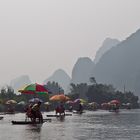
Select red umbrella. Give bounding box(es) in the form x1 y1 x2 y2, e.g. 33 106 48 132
110 100 120 105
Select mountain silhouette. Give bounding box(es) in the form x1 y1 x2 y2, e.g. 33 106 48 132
93 29 140 95
94 38 120 64
10 75 31 93
71 57 95 84
43 69 71 94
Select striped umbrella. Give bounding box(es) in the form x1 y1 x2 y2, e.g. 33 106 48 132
18 83 49 95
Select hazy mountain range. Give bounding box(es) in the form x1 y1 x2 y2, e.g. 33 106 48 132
94 38 120 64
93 29 140 95
10 75 31 93
9 37 120 94
43 69 71 93
9 29 140 96
71 57 95 84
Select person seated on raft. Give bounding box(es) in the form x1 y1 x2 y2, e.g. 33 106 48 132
59 104 65 116
25 103 33 121
77 103 83 113
55 105 60 115
68 105 73 112
31 101 43 123
55 103 65 116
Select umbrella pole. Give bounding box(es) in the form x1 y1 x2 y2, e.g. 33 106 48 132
34 92 38 98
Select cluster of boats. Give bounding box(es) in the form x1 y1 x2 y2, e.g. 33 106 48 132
0 109 85 125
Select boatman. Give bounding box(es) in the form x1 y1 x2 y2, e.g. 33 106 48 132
31 101 43 123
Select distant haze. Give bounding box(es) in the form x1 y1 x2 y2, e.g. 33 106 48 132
0 0 140 84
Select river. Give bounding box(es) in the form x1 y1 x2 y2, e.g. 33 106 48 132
0 109 140 140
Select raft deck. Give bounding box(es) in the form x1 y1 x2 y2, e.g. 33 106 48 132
46 114 72 117
11 118 51 125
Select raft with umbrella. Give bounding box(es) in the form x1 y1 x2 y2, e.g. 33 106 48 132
5 99 17 114
18 83 49 122
108 99 120 112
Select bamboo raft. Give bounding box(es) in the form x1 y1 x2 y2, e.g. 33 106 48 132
72 110 85 114
11 118 52 125
46 114 72 117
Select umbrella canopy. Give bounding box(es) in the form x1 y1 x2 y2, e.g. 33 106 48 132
66 100 74 104
6 100 17 104
50 94 70 102
18 83 49 95
88 102 98 106
29 98 43 103
17 101 26 105
44 102 51 105
74 98 87 104
110 100 120 105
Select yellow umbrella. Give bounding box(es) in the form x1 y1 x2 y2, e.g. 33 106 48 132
74 98 87 104
6 100 17 104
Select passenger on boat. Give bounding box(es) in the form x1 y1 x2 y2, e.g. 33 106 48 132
68 105 73 112
55 103 65 116
25 103 33 121
77 103 83 113
55 105 60 115
59 104 65 116
31 101 43 123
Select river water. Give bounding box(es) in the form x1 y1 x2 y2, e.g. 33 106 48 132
0 109 140 140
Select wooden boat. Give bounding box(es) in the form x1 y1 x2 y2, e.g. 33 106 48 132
11 118 51 125
46 114 72 117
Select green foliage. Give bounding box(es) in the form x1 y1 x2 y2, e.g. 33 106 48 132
0 86 49 104
69 77 139 108
86 84 114 104
90 77 97 85
44 81 64 94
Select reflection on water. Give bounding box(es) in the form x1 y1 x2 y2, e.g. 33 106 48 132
24 125 42 140
0 110 140 140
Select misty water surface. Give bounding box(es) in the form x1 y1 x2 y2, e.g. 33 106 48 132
0 110 140 140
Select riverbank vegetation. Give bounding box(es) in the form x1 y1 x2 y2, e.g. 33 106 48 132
0 77 139 112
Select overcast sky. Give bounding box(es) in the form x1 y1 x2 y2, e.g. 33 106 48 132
0 0 140 84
